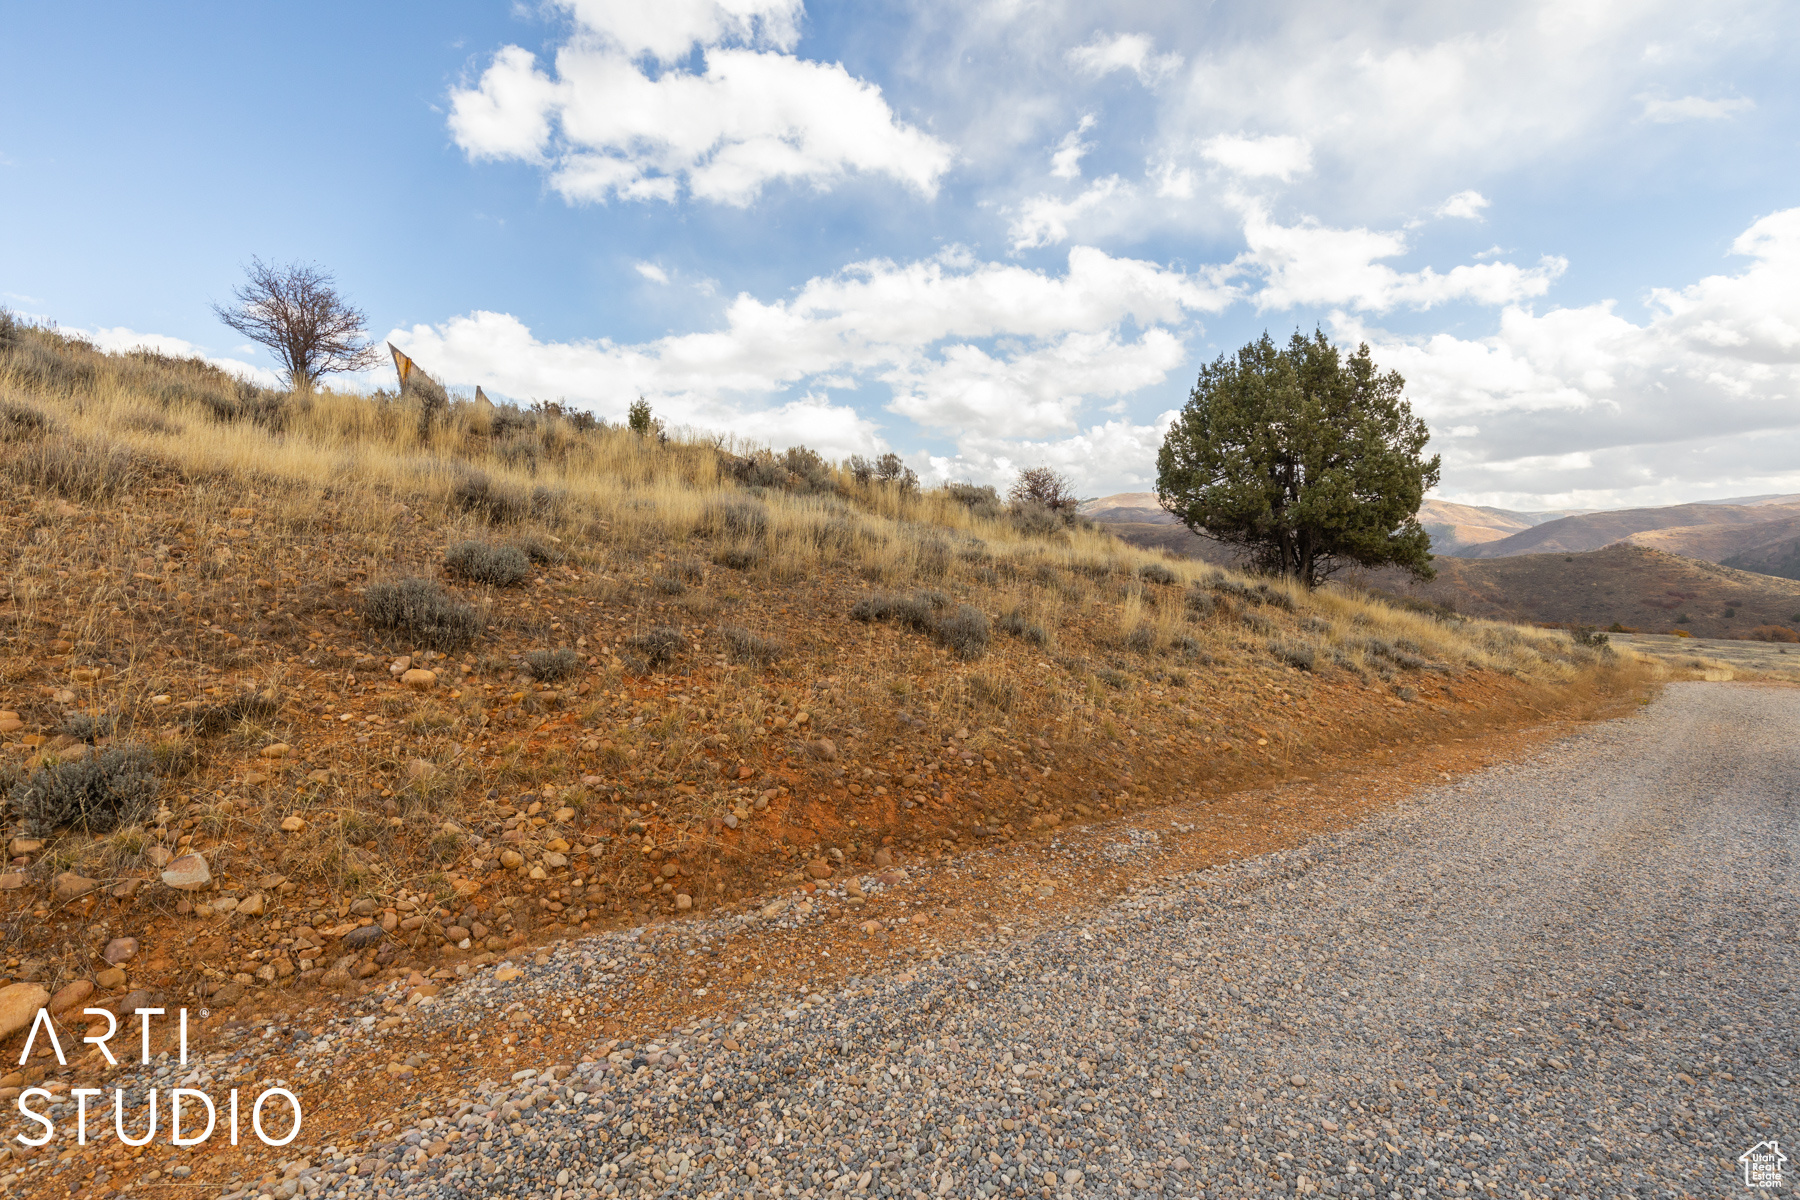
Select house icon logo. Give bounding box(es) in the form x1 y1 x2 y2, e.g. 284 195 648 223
1738 1140 1787 1189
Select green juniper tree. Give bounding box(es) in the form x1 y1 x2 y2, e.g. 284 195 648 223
1156 330 1439 588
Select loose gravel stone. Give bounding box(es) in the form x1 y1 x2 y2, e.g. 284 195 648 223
173 684 1795 1200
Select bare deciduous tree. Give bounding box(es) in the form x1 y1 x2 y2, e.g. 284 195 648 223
213 259 379 390
1007 465 1082 513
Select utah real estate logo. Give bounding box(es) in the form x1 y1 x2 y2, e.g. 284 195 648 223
1738 1140 1787 1189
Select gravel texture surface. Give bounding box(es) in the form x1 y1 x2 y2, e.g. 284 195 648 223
210 683 1794 1200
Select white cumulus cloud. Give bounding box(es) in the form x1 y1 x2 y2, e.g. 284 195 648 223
1067 33 1183 86
1342 207 1800 507
1238 205 1564 313
449 1 952 206
388 245 1232 464
1200 133 1313 182
1050 115 1096 180
1435 190 1491 220
1009 176 1129 250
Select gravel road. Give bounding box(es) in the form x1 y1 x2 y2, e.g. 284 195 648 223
256 682 1798 1200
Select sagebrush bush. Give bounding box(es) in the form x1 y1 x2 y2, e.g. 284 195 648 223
852 590 988 658
722 626 784 664
946 483 1003 519
363 578 483 651
653 575 687 595
1268 639 1317 671
1186 589 1218 618
185 690 280 737
1008 501 1063 538
1138 562 1178 585
707 499 768 539
933 604 991 660
1125 625 1156 653
444 541 530 587
524 648 581 681
997 609 1048 644
627 626 685 668
60 712 119 743
11 745 158 835
1362 637 1427 670
715 545 764 570
450 470 529 524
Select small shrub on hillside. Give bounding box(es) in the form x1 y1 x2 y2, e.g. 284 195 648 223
495 430 543 473
1362 637 1427 670
997 609 1048 644
524 648 582 681
1255 582 1295 610
512 535 563 565
185 690 281 737
715 544 764 570
1268 639 1317 671
722 626 784 664
946 483 1003 519
653 575 687 595
728 450 789 489
450 471 528 524
852 590 947 629
915 538 951 579
849 452 918 492
444 541 530 587
626 626 685 669
852 591 987 658
706 499 768 540
60 712 119 743
362 578 482 651
1095 666 1132 690
1124 625 1156 653
1009 501 1064 538
782 446 836 492
934 605 991 660
1138 562 1178 585
11 744 158 835
1570 625 1611 649
1185 589 1218 618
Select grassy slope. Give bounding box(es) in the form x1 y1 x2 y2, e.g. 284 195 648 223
0 318 1645 1012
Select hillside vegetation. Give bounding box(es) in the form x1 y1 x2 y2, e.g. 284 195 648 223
0 314 1646 1012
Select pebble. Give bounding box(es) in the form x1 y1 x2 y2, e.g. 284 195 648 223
161 853 212 889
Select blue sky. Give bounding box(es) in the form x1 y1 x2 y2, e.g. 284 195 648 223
3 0 1797 509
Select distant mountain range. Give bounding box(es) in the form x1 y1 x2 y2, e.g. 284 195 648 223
1085 491 1800 582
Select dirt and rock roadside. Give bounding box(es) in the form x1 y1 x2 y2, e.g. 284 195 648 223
9 683 1793 1200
